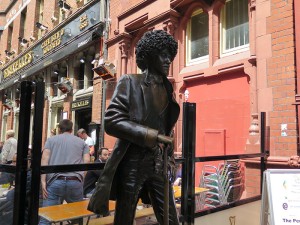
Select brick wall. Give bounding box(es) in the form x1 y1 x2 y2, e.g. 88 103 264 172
266 0 297 156
244 164 261 197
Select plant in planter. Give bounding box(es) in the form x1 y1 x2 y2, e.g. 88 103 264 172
93 61 116 80
57 79 73 94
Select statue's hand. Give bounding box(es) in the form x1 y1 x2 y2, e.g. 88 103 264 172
157 134 173 145
157 134 174 154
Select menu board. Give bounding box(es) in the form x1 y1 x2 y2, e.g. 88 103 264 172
261 169 300 225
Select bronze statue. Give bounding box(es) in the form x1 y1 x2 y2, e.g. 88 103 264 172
88 30 180 225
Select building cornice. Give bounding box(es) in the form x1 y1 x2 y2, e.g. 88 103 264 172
117 0 156 21
107 9 180 46
106 32 132 48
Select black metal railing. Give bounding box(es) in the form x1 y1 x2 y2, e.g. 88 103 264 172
0 82 267 225
179 103 267 225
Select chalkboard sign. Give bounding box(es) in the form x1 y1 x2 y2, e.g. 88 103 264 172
261 169 300 225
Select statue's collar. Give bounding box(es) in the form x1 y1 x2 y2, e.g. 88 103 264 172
144 72 163 85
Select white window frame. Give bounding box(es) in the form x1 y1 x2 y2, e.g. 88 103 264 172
50 105 63 135
186 9 209 66
1 113 8 141
220 0 249 57
37 0 44 39
13 108 20 140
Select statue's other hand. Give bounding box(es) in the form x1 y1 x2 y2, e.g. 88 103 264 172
87 188 110 216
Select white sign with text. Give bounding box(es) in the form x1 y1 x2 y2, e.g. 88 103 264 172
261 169 300 225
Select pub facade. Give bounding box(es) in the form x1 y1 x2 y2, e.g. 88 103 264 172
0 0 106 147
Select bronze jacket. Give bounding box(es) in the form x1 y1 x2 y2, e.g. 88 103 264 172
88 73 180 215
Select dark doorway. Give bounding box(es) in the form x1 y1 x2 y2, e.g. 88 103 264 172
75 109 92 133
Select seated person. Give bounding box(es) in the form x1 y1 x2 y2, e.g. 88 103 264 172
173 164 182 186
83 148 109 197
0 172 14 185
0 154 31 225
0 154 16 185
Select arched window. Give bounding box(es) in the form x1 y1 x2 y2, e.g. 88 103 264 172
186 9 209 65
220 0 249 55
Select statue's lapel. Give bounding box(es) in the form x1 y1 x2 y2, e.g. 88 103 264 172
141 75 151 119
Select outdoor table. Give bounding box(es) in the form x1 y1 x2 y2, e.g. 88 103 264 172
39 199 116 225
173 186 209 198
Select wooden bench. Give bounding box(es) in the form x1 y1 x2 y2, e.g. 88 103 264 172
88 207 155 225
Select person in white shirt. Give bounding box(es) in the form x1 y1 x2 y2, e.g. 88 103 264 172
2 130 17 164
77 128 95 156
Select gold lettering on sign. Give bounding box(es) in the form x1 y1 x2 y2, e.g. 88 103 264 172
79 14 89 30
72 99 90 109
41 29 64 55
3 51 33 78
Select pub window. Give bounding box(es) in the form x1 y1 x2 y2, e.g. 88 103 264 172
50 106 63 132
220 0 249 55
2 90 12 108
13 87 20 139
14 113 19 140
19 8 27 52
186 9 209 65
86 59 94 88
37 0 44 39
15 86 20 108
88 73 93 87
78 63 85 89
51 70 59 97
7 24 13 52
1 115 8 142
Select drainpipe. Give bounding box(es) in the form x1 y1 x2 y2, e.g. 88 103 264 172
99 0 110 147
294 0 300 154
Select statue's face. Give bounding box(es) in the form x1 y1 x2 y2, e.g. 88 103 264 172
151 48 171 76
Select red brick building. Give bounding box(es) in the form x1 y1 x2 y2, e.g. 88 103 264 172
101 0 299 197
0 0 106 150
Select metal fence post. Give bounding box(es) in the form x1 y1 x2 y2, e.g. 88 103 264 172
13 81 32 225
28 81 45 225
181 102 196 225
260 112 266 193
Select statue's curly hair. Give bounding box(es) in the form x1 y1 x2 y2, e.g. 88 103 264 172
135 30 178 71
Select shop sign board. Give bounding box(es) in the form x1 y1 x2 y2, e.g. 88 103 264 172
261 169 300 225
1 0 101 80
71 97 92 111
3 51 33 79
